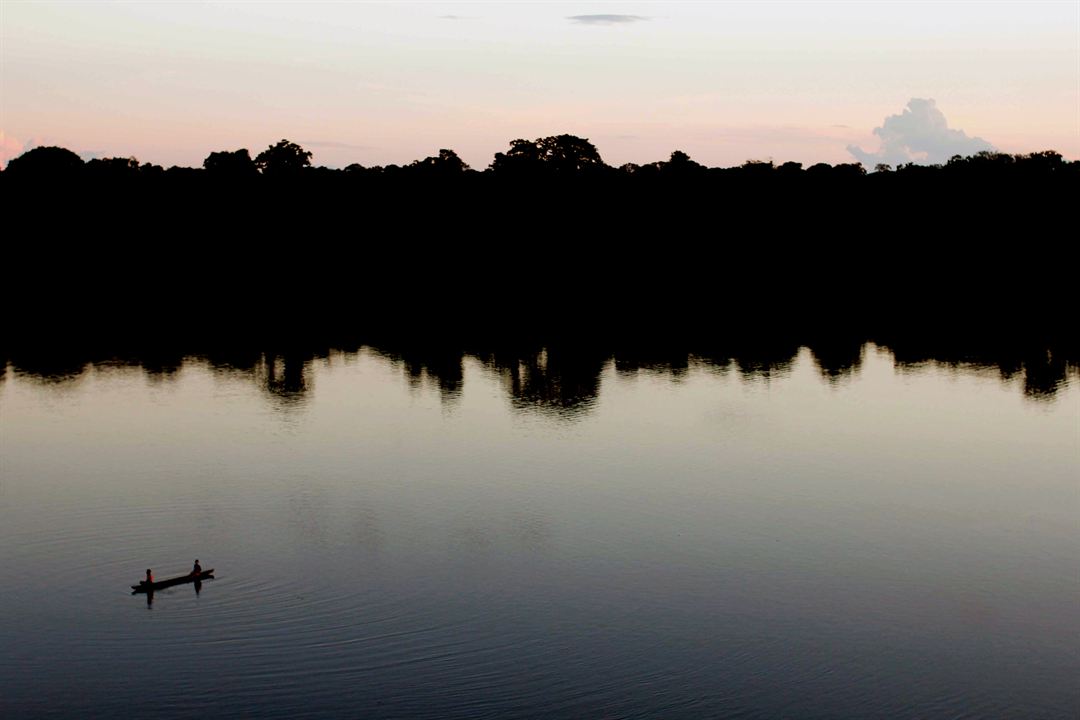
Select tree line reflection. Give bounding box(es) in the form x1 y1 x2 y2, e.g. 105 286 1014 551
5 335 1075 416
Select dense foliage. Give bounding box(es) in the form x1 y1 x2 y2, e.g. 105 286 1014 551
4 135 1076 185
2 135 1075 352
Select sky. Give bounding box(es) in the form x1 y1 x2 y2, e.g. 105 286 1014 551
1 1 1077 169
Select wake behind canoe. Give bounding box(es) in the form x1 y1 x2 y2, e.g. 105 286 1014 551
132 570 214 593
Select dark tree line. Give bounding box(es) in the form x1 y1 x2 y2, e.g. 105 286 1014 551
2 133 1076 359
4 135 1077 184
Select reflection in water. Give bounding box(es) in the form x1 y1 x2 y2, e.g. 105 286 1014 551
261 353 312 408
140 351 184 383
808 338 865 383
5 354 88 385
887 341 1078 401
497 347 606 419
613 347 691 380
133 575 211 608
729 342 800 382
5 336 1078 416
1 332 1077 720
374 345 464 405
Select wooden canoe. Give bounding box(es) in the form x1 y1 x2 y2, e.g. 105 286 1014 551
131 569 214 593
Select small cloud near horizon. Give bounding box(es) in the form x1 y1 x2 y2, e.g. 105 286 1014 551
848 98 992 166
0 132 23 169
568 14 648 25
0 132 54 169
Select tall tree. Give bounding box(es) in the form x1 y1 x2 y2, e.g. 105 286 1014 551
254 140 312 176
204 149 258 178
536 134 604 173
490 134 605 175
4 146 84 178
410 149 470 176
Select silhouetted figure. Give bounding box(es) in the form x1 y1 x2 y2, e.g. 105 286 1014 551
192 560 202 576
145 569 153 584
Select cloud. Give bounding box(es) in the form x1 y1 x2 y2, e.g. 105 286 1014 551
0 131 24 170
0 134 109 169
567 14 648 25
848 98 992 166
0 132 52 169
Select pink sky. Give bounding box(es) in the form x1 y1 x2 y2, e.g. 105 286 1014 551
2 2 1077 169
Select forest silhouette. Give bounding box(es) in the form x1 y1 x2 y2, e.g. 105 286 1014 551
2 135 1076 377
5 135 1075 186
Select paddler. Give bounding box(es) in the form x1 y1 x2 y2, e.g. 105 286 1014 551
192 559 202 576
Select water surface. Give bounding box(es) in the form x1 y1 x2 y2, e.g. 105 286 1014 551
1 345 1077 718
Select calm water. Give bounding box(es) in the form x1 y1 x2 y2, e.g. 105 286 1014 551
2 345 1077 719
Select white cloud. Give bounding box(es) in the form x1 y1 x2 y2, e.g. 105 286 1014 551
848 98 992 166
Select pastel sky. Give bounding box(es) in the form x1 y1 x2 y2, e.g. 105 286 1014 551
2 1 1077 169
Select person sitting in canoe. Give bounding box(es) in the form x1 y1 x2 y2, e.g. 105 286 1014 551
192 560 202 576
145 569 153 585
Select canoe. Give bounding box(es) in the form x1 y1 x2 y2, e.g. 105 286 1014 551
131 569 214 593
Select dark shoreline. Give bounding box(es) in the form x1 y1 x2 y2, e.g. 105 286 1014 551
6 330 1076 408
5 143 1076 403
